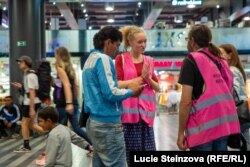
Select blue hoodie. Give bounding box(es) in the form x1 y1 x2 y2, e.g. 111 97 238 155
82 51 133 123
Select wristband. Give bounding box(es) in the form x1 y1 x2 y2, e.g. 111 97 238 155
66 102 72 104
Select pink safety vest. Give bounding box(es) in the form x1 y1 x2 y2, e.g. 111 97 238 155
185 49 240 148
121 52 156 127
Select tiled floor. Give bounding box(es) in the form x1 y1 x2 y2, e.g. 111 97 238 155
0 111 180 167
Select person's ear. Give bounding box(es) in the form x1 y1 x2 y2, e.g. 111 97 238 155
47 118 53 124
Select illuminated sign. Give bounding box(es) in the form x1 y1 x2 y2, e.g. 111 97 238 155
172 0 202 6
154 60 183 69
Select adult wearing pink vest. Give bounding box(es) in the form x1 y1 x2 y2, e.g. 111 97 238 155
115 25 160 166
177 24 240 151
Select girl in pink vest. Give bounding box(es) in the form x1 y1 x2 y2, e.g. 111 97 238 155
177 24 240 151
115 25 160 166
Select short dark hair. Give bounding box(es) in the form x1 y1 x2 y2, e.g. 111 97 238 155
38 106 59 123
93 26 122 50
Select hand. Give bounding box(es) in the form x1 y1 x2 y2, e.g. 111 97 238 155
127 82 143 97
6 122 12 128
29 108 36 117
141 60 150 80
11 82 22 89
4 120 12 128
66 104 74 114
132 77 143 85
86 145 94 157
177 132 187 151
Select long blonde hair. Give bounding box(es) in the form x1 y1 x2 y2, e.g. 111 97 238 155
55 46 76 79
120 25 145 51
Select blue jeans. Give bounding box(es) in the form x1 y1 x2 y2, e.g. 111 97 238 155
86 119 126 167
57 105 92 144
241 123 250 150
190 136 228 151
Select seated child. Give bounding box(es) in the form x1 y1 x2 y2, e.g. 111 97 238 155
37 106 93 167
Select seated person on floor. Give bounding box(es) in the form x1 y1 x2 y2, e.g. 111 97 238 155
0 96 21 138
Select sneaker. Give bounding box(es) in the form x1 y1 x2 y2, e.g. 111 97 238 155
14 146 31 153
11 133 21 139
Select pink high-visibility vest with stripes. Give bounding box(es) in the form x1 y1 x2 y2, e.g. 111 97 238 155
121 52 156 127
186 49 240 148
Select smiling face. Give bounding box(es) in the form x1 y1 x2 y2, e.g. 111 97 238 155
129 32 147 55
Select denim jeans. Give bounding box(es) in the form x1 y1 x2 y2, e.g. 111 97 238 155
57 105 92 144
241 123 250 150
86 119 126 167
190 136 228 151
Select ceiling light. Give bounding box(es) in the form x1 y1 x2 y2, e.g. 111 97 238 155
53 2 56 5
187 4 196 8
83 9 86 13
88 26 92 30
105 2 114 11
107 15 114 23
174 15 183 23
138 2 142 7
85 14 88 17
216 5 220 9
3 6 6 11
243 16 250 21
81 3 84 7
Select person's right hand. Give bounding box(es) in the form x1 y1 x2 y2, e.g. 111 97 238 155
132 77 143 85
127 82 143 97
11 82 22 89
177 132 188 151
66 104 74 114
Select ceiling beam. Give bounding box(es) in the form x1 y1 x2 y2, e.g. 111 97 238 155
56 3 79 29
143 1 166 29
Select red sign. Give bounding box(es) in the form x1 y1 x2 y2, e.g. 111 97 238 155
154 60 183 68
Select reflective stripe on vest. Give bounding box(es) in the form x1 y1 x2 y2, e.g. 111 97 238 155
191 93 233 114
139 94 156 102
123 108 155 118
186 114 238 135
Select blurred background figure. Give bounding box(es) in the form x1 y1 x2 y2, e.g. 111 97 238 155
220 44 250 151
166 84 181 114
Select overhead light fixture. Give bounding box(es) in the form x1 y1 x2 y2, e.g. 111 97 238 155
174 15 183 23
243 16 250 21
107 15 114 23
216 5 220 9
105 2 114 11
187 4 196 8
81 3 84 7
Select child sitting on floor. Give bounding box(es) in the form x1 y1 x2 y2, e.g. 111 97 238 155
37 106 93 167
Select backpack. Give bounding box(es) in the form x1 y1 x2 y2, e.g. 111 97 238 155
28 60 52 101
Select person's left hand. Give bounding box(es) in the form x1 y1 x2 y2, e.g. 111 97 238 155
4 120 12 128
86 145 94 157
141 60 150 80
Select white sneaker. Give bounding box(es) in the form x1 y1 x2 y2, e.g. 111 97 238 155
14 146 31 153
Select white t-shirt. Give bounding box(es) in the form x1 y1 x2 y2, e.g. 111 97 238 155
23 72 41 105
